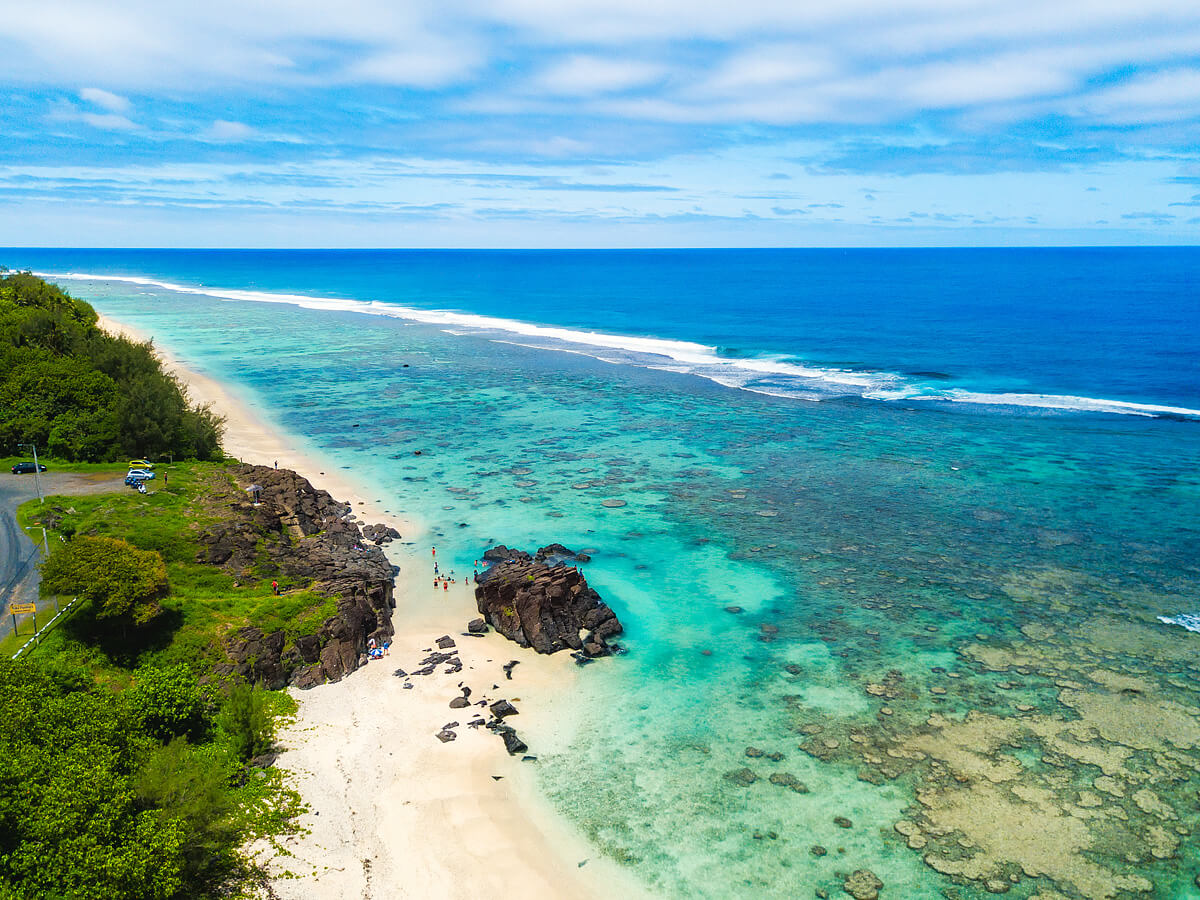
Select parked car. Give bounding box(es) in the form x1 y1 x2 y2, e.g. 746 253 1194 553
11 461 47 474
126 469 156 481
128 459 155 469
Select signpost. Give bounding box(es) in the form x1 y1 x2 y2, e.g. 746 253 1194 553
9 602 36 636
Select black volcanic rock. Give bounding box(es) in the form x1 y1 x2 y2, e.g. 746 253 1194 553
482 545 529 563
204 465 396 690
475 545 622 656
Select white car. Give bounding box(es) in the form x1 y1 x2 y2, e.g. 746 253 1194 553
126 469 156 481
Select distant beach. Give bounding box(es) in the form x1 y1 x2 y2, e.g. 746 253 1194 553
99 312 644 900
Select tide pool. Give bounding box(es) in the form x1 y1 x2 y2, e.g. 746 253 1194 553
26 260 1200 899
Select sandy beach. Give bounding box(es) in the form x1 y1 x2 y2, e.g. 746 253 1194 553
97 313 643 900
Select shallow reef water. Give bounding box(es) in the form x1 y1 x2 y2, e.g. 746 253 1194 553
68 280 1200 899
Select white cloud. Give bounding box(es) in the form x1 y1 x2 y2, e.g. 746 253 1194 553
700 45 833 96
207 119 256 141
80 87 131 112
80 112 137 130
1076 68 1200 123
531 56 665 96
2 0 1200 135
344 40 483 88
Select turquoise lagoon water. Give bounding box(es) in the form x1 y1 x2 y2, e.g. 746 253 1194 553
11 251 1200 899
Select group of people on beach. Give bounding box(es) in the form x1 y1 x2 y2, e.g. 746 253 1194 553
367 636 389 660
430 545 478 592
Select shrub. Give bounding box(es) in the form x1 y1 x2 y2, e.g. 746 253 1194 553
215 682 273 761
127 665 209 741
41 535 167 624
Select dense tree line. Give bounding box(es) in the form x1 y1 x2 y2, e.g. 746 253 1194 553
0 270 223 461
0 660 278 899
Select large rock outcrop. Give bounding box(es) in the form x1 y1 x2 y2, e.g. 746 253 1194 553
202 464 396 689
474 545 622 656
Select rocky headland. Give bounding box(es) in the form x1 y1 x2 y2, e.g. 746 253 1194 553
201 464 398 689
474 544 623 659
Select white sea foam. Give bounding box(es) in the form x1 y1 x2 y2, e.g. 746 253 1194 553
1157 614 1200 632
41 270 1200 420
940 390 1200 419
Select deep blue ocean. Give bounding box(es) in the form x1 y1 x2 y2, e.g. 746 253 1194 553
6 248 1200 898
8 247 1200 415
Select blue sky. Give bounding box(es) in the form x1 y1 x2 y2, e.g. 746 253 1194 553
3 1 1200 247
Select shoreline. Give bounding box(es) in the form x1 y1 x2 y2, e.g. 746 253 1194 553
96 312 643 900
96 313 421 542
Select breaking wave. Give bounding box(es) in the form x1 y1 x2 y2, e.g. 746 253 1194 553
40 271 1200 420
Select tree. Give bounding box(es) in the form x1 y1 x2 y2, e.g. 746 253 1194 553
41 536 167 625
215 682 274 761
127 665 210 741
0 272 224 461
0 661 187 900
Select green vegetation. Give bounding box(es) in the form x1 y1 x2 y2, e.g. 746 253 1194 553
0 270 223 461
41 536 168 625
16 463 335 669
2 462 326 898
0 660 300 900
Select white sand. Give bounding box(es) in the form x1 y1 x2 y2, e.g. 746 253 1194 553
96 313 418 540
97 313 642 900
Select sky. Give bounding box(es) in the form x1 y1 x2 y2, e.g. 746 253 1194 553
3 1 1200 247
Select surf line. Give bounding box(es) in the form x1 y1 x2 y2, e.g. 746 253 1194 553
40 270 1200 421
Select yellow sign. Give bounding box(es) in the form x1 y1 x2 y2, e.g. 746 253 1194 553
9 603 36 615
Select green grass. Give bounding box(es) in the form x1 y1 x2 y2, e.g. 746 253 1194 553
15 461 338 675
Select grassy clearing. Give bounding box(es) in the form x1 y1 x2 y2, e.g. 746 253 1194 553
15 460 336 673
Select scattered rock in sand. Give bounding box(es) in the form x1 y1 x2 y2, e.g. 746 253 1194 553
467 618 488 634
843 869 884 900
449 696 471 709
485 718 529 755
834 816 853 829
502 660 519 679
436 635 456 650
436 730 457 743
811 845 828 856
490 699 518 719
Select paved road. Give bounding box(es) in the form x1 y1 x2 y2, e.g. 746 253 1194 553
0 470 126 641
